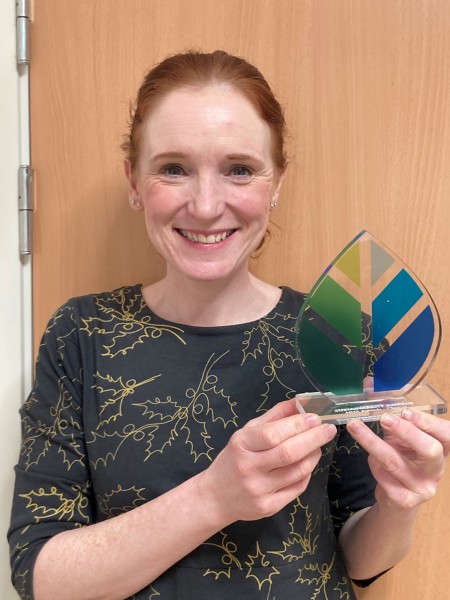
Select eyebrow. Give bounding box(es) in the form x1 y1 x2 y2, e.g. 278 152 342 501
148 151 265 165
150 152 189 162
225 153 264 163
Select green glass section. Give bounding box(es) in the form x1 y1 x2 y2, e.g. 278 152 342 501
371 240 395 285
308 275 362 348
298 318 364 394
336 242 360 286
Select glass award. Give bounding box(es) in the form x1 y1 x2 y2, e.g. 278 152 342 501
295 230 447 423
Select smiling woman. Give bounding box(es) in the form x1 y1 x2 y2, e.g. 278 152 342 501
124 84 285 321
8 50 450 600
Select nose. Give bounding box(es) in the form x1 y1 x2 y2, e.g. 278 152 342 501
187 172 225 221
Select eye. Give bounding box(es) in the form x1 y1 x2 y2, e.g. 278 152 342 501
229 165 253 178
162 165 186 177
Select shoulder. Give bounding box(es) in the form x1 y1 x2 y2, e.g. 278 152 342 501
39 284 144 343
277 286 307 314
71 283 143 312
54 284 143 321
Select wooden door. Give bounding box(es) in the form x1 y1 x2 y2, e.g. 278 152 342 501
31 1 450 598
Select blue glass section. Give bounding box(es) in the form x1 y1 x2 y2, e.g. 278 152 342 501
372 269 423 346
373 306 434 391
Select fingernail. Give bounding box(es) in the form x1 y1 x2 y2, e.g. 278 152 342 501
381 412 398 427
325 424 337 437
306 414 322 427
347 419 363 433
402 408 417 422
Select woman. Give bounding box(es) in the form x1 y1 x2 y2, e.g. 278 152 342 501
9 50 450 600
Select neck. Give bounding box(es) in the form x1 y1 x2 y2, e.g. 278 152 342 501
142 270 281 327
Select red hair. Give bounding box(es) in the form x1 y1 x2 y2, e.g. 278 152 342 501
122 50 287 174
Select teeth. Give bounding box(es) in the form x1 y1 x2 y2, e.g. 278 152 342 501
180 230 232 244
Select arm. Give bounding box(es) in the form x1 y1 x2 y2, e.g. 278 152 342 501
339 501 417 581
14 395 336 600
340 410 450 581
32 471 222 600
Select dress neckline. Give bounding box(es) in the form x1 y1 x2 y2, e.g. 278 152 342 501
136 284 291 334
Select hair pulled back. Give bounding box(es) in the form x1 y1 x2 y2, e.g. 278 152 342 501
122 50 287 174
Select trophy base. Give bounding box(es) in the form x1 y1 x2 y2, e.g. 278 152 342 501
295 382 447 424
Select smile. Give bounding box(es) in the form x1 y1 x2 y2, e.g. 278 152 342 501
178 229 235 244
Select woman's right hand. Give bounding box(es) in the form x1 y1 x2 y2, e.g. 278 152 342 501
198 399 337 525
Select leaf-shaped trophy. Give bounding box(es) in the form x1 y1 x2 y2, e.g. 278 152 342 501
295 230 447 423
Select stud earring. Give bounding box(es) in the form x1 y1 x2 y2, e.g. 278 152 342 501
131 199 142 208
270 201 277 209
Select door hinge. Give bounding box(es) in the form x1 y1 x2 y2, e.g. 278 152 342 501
18 165 33 255
16 0 30 64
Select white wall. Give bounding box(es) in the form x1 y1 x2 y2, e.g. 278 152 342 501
0 2 32 598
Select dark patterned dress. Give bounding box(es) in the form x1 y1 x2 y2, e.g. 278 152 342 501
9 285 379 599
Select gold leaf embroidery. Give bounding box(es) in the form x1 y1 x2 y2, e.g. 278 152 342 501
245 542 280 591
93 372 162 429
19 483 90 524
80 289 186 357
21 379 85 472
97 485 147 518
203 531 243 580
268 498 319 562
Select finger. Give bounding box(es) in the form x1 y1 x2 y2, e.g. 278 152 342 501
256 423 337 470
272 474 315 508
369 455 437 506
267 448 322 492
370 458 414 505
348 414 443 463
380 413 444 471
245 399 301 427
347 419 412 485
347 417 444 485
401 409 450 458
254 473 315 517
241 413 326 452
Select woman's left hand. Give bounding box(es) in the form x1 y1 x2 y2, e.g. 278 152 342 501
347 410 450 511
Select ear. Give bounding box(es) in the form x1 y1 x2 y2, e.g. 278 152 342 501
124 159 144 211
271 162 288 205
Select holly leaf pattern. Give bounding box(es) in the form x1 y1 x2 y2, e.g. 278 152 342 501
245 542 280 591
93 372 162 429
241 313 299 413
203 531 243 580
97 485 147 518
183 352 238 462
21 379 85 472
20 482 91 524
80 288 186 357
268 498 319 562
295 553 340 600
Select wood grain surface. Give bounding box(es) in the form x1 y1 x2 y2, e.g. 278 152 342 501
31 2 450 597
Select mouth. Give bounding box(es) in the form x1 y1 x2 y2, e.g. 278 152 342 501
177 229 236 244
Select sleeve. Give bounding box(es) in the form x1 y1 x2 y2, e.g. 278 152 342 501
327 421 386 587
327 422 382 537
7 302 95 600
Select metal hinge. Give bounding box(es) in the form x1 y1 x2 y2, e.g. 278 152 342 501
16 0 30 64
18 165 33 255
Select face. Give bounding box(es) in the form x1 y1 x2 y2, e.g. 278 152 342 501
125 84 285 284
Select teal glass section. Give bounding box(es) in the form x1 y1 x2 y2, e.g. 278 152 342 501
372 268 423 346
308 276 362 348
